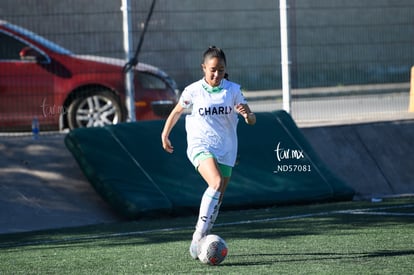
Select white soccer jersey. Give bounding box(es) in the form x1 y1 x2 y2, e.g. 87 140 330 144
180 78 247 167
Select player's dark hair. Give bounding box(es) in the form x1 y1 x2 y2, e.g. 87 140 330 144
202 46 227 66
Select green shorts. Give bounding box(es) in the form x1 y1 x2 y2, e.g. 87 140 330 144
193 151 233 177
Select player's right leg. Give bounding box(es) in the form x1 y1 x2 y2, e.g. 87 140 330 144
206 164 232 234
190 156 223 259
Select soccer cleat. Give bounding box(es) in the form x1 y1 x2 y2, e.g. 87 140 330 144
190 230 203 259
189 240 199 259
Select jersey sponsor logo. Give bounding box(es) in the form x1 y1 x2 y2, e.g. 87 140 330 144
198 106 233 116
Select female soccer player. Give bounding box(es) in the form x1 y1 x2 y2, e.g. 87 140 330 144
161 46 256 259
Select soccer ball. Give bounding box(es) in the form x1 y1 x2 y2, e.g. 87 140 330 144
197 234 228 265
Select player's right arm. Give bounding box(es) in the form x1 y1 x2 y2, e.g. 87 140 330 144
161 103 185 153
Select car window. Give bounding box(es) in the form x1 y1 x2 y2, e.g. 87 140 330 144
0 32 28 60
137 72 167 90
5 23 72 55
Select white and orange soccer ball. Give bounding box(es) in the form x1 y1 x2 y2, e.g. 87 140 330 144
197 234 228 265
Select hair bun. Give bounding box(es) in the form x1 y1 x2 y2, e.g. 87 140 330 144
202 46 227 65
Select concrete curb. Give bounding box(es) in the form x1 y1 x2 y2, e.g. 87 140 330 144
243 82 410 101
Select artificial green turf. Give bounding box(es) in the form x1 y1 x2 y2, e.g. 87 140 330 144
0 198 413 274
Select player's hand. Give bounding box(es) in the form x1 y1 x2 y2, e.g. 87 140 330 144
236 103 256 125
235 103 249 119
161 135 174 153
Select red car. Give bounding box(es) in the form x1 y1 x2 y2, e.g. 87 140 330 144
0 20 178 131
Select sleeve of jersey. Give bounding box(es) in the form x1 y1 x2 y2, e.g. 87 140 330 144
179 89 193 109
235 85 248 105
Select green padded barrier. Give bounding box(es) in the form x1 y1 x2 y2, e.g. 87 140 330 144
65 110 354 218
64 125 173 218
230 111 355 208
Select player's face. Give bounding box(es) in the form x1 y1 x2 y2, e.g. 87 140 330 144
202 57 226 87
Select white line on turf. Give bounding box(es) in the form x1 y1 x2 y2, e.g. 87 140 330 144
1 204 413 248
341 211 414 216
215 204 414 228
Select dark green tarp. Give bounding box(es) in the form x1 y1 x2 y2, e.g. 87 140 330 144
65 111 354 218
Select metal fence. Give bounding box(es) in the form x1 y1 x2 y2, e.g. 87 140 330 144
1 0 413 133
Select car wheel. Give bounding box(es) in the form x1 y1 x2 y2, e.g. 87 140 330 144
68 90 124 129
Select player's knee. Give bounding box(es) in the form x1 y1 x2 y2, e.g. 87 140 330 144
209 176 223 191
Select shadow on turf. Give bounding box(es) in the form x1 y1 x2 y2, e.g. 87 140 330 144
2 200 413 249
221 250 414 266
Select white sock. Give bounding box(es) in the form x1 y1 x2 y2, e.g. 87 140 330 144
193 187 221 241
206 201 222 234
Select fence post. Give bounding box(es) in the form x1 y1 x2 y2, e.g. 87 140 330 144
121 0 136 122
280 0 292 114
409 66 414 112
